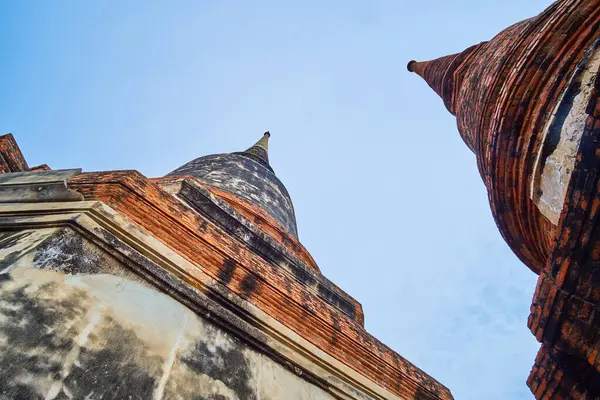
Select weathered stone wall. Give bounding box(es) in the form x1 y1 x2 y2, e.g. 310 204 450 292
0 227 336 400
0 140 453 400
69 172 450 400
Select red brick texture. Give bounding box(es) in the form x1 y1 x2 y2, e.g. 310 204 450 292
528 345 600 399
410 0 600 397
189 180 320 274
0 136 453 397
0 134 29 173
68 171 453 400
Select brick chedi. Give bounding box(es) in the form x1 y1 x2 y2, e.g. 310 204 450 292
0 132 452 399
409 0 600 398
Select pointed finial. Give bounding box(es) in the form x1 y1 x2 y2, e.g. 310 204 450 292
407 43 486 115
251 131 270 152
407 60 417 72
239 131 272 170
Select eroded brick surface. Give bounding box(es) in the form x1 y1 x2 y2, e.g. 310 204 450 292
0 134 29 173
0 133 454 398
410 0 600 397
68 170 452 399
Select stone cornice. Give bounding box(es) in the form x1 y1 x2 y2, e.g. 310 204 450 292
0 201 445 400
66 170 452 399
160 176 360 323
410 0 600 397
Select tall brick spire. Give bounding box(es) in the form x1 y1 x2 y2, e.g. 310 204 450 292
410 0 600 398
407 43 483 117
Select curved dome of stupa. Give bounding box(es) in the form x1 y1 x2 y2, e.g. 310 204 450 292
167 132 298 239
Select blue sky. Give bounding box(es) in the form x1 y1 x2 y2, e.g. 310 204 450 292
1 1 556 398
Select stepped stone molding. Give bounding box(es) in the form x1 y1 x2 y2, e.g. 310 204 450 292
0 201 397 400
0 133 453 399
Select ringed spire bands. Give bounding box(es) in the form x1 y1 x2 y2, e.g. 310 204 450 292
410 0 600 398
237 131 272 170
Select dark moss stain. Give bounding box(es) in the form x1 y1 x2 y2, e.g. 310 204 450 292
181 331 256 400
0 227 364 399
33 229 102 275
0 231 35 271
0 252 20 273
316 283 355 319
330 316 341 347
299 303 313 323
0 272 160 400
62 317 160 400
292 267 316 287
239 273 259 297
0 283 81 399
0 231 34 250
218 258 237 285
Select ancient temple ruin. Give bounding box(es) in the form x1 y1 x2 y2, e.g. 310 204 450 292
0 133 451 399
410 0 600 397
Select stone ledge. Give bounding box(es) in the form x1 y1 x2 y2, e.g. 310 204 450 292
0 201 424 400
163 177 360 323
0 169 84 203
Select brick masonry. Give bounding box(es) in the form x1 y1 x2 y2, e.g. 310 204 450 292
410 0 600 397
0 133 453 400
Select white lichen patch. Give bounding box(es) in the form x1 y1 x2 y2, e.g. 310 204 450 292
531 44 600 224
